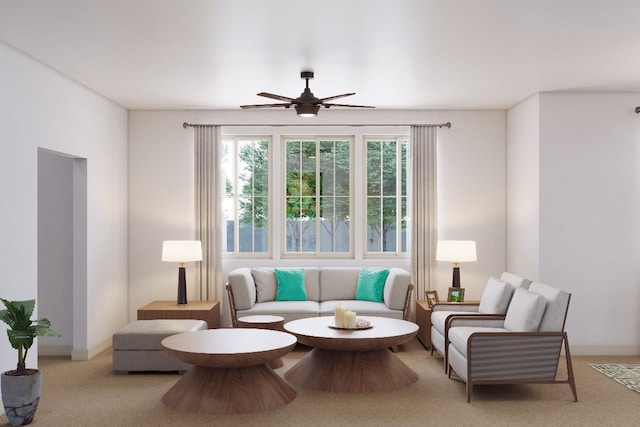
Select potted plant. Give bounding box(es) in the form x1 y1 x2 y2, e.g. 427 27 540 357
0 298 59 426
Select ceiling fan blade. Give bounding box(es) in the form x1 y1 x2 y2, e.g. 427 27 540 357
322 103 375 109
257 92 295 102
240 103 292 109
319 93 355 102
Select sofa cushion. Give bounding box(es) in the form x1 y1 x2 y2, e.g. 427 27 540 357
275 268 307 301
355 267 389 302
503 288 547 332
320 268 360 300
478 277 513 314
319 300 402 319
253 268 278 303
236 300 320 324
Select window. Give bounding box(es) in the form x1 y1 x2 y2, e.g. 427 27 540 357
221 132 410 259
222 137 270 255
284 137 352 256
365 137 409 255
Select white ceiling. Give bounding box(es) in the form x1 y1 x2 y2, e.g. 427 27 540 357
1 0 640 110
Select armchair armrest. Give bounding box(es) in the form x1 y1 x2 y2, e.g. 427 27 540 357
432 302 479 313
446 314 506 329
448 330 576 402
466 331 567 381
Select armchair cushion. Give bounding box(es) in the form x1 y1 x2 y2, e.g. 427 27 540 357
503 288 546 332
500 272 532 290
448 326 507 357
478 277 513 314
528 282 570 332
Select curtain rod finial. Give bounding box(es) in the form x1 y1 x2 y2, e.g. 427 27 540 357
183 122 189 128
444 122 451 128
635 107 640 114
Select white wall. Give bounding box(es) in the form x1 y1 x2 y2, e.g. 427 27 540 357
507 94 540 279
0 40 128 373
127 109 507 324
538 92 640 355
37 150 74 352
507 92 640 355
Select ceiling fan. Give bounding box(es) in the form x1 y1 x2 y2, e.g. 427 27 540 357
240 71 374 117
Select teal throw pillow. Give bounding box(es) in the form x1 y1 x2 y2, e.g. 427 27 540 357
355 267 389 302
275 268 307 301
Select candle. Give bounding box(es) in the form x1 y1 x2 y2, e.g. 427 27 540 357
334 304 346 328
345 310 357 329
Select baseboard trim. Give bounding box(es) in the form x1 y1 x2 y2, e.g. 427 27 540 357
572 345 640 356
71 338 112 361
39 344 73 356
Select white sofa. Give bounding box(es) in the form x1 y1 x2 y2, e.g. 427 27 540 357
226 267 413 325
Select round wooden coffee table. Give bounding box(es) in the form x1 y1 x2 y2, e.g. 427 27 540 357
284 316 418 393
161 328 297 414
238 315 286 368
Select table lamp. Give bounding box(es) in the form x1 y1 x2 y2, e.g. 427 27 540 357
162 240 203 305
436 240 477 288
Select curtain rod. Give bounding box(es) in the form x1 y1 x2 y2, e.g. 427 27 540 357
183 121 451 129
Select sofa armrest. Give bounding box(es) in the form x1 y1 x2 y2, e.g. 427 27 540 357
227 268 256 310
402 284 414 320
383 268 412 310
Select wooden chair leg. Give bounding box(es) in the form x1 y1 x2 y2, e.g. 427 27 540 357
564 334 578 402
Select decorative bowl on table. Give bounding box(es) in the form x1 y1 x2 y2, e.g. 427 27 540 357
328 319 373 330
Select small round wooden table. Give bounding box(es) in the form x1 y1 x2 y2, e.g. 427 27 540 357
238 315 286 368
161 328 297 414
284 316 418 393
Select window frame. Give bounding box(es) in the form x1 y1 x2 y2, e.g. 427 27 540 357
221 135 272 259
363 135 410 259
280 135 355 259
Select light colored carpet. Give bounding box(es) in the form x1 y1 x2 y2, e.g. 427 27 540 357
589 364 640 394
5 339 640 427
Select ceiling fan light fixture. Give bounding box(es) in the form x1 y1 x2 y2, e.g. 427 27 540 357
295 104 320 117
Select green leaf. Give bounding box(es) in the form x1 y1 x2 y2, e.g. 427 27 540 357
0 298 60 368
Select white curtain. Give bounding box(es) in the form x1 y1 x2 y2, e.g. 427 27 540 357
410 125 438 306
194 125 223 302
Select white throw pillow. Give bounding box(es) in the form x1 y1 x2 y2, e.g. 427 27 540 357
478 277 513 314
503 288 547 332
252 268 277 302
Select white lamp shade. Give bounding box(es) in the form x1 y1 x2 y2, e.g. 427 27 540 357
161 240 203 263
436 240 477 263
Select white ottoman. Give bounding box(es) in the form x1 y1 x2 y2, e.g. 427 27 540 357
112 319 208 373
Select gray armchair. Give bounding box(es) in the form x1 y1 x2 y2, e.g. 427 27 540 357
446 282 577 402
430 272 531 372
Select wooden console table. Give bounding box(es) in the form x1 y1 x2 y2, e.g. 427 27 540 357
137 300 220 329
